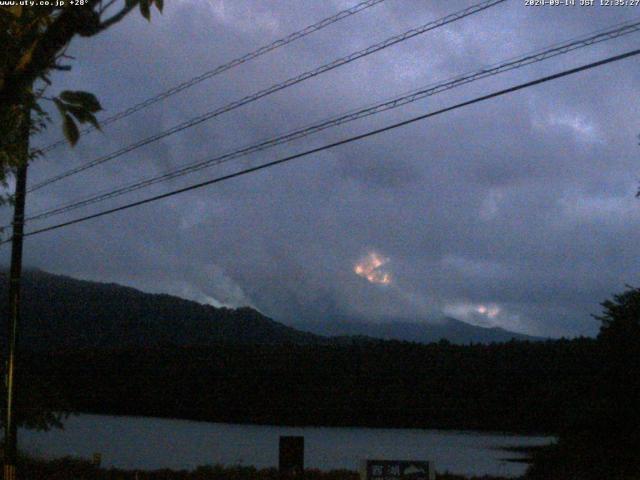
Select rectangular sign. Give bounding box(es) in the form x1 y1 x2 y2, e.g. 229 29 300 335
279 436 304 477
360 460 435 480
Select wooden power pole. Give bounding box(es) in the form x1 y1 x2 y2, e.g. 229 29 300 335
3 113 29 480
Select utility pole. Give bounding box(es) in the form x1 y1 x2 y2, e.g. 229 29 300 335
3 111 29 480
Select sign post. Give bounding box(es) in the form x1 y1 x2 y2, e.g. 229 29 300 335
279 436 304 480
360 460 435 480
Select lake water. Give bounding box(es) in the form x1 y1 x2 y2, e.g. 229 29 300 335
21 414 553 478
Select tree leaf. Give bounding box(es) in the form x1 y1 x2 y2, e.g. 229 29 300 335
59 91 102 112
66 105 101 131
65 105 90 122
62 114 79 146
86 112 101 131
155 0 163 13
140 0 150 21
52 98 66 117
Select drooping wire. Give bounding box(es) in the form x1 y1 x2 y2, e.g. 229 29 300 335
28 0 507 193
37 0 389 154
6 47 639 244
24 18 640 223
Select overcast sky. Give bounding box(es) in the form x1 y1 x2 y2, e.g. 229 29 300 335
2 0 640 337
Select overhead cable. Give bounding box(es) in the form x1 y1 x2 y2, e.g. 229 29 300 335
7 47 639 244
25 18 640 223
28 0 507 192
37 0 389 154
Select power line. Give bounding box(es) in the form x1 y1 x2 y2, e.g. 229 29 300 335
37 0 389 154
24 18 640 223
28 0 507 193
6 47 639 245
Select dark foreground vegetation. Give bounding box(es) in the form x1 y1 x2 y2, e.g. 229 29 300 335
3 284 639 478
524 286 640 479
22 338 597 433
15 456 505 480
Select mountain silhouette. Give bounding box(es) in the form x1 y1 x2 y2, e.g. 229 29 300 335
0 269 542 351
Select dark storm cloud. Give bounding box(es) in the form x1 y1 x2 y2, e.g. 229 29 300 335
3 0 640 337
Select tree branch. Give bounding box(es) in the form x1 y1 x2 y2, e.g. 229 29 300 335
0 2 102 114
99 0 119 15
96 1 138 33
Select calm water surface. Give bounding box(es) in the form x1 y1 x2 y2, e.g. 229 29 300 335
21 414 553 478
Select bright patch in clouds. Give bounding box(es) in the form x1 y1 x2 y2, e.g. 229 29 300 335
444 301 502 322
443 302 532 333
533 111 601 143
209 0 280 34
475 304 501 318
354 252 391 285
549 113 596 139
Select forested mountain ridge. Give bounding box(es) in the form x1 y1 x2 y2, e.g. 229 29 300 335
1 270 612 437
0 269 320 350
1 269 544 350
295 317 544 344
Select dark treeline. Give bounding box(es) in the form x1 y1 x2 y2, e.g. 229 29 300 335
524 286 640 479
21 337 599 434
14 456 495 480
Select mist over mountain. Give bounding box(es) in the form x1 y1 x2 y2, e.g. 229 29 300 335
4 270 596 435
293 317 545 344
1 270 543 350
0 269 319 351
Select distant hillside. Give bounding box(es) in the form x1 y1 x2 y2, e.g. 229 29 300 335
293 317 544 345
0 270 542 351
0 270 320 351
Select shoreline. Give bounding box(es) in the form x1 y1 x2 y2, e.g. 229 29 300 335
18 455 513 480
21 414 545 478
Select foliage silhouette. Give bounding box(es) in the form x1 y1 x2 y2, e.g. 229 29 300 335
525 286 640 479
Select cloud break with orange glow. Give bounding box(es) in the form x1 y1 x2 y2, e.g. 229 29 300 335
476 304 501 318
354 252 391 285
